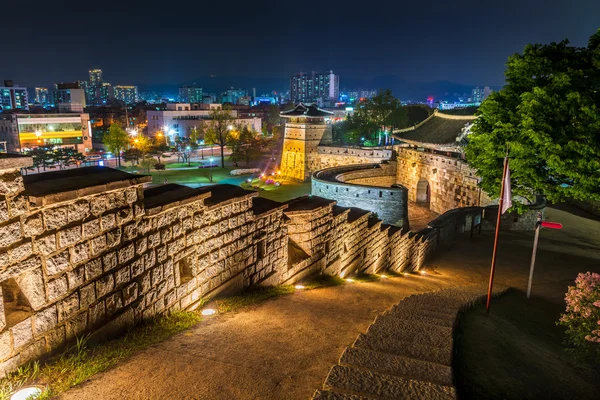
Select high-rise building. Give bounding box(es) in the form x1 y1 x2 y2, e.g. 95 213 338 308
53 82 87 113
220 87 247 104
178 86 203 103
0 80 28 111
89 69 103 86
472 86 492 103
35 87 49 105
290 70 339 106
114 85 139 104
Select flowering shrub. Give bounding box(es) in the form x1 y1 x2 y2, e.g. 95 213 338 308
558 272 600 361
230 168 261 176
265 179 275 185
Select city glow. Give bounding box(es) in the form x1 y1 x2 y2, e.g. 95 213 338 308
11 387 42 400
201 308 217 316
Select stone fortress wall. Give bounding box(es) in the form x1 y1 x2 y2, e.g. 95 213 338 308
394 147 488 215
311 162 409 228
0 156 480 376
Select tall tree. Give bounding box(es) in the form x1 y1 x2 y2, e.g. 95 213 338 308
229 126 266 167
103 124 129 167
465 30 600 205
204 107 235 168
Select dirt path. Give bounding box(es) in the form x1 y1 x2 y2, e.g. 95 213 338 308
59 204 600 400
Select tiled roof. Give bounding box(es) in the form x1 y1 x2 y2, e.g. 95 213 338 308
280 103 332 117
395 112 475 146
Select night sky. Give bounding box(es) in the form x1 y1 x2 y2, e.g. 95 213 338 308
2 0 598 92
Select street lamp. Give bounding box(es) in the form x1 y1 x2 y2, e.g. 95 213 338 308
209 157 214 183
200 140 205 159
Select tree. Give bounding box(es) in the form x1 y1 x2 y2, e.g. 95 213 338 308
465 30 600 205
345 89 408 146
204 107 235 168
54 148 85 170
264 104 281 134
103 124 129 167
122 148 142 166
229 126 266 167
27 147 54 172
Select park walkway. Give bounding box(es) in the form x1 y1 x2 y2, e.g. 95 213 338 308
59 205 600 400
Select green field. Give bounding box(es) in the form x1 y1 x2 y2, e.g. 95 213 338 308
240 178 311 202
131 167 234 185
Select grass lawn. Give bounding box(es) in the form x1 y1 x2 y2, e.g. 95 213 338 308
132 167 234 185
240 178 311 202
453 290 600 400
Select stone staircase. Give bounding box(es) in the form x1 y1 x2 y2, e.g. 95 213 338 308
312 285 509 400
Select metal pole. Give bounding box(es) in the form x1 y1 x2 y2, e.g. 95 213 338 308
527 213 543 299
486 156 509 313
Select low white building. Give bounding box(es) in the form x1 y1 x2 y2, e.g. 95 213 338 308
147 103 262 138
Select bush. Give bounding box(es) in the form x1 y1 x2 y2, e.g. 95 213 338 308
558 272 600 361
154 163 166 170
230 168 261 176
265 179 275 185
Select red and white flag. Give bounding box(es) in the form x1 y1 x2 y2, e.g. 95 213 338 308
501 158 512 214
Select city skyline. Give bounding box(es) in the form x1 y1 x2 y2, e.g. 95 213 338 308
1 0 598 91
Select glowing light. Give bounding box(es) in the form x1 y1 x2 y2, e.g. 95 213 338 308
34 130 42 137
419 270 427 275
201 308 217 316
11 387 42 400
277 171 281 175
294 285 305 290
246 178 252 183
227 125 233 130
345 278 355 283
402 272 409 276
380 275 388 279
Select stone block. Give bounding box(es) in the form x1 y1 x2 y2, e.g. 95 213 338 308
79 283 96 308
35 233 57 256
9 195 28 218
96 274 114 298
131 257 145 278
106 229 121 248
89 301 106 327
68 201 90 223
90 195 108 215
0 354 20 379
83 219 101 238
102 251 118 272
15 266 46 310
91 234 107 255
46 250 70 276
135 237 147 255
9 240 33 262
117 207 133 225
67 266 85 290
105 292 122 316
115 265 130 287
11 317 33 349
23 214 44 237
47 276 68 302
118 243 135 264
70 242 90 265
0 221 22 249
45 326 66 352
66 312 88 341
59 225 82 248
101 213 117 231
0 330 12 360
20 338 46 365
34 306 58 336
122 283 138 306
84 258 103 281
0 201 8 223
57 292 79 322
43 206 69 230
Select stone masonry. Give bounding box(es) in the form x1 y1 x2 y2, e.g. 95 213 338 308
0 155 483 377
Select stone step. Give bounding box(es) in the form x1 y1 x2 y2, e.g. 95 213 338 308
365 321 451 349
390 302 459 318
324 365 456 400
353 333 453 365
312 389 379 400
371 315 453 338
384 308 456 327
340 347 453 386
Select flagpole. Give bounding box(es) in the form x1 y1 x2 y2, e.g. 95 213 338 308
486 155 509 313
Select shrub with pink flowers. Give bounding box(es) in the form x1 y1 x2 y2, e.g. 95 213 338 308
265 179 275 185
558 272 600 361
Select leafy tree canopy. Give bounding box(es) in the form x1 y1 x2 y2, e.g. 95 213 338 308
465 30 600 203
103 124 129 167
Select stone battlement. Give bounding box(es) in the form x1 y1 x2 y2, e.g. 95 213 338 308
0 157 478 377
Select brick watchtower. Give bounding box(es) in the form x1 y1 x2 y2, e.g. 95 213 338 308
279 103 332 182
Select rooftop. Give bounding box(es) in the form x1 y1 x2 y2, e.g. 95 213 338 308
284 195 336 213
394 111 475 147
280 103 333 118
23 167 149 199
252 197 287 216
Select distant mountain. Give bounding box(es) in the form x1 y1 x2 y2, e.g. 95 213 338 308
138 74 502 102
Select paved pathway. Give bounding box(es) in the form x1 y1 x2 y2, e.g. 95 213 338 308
59 205 600 399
